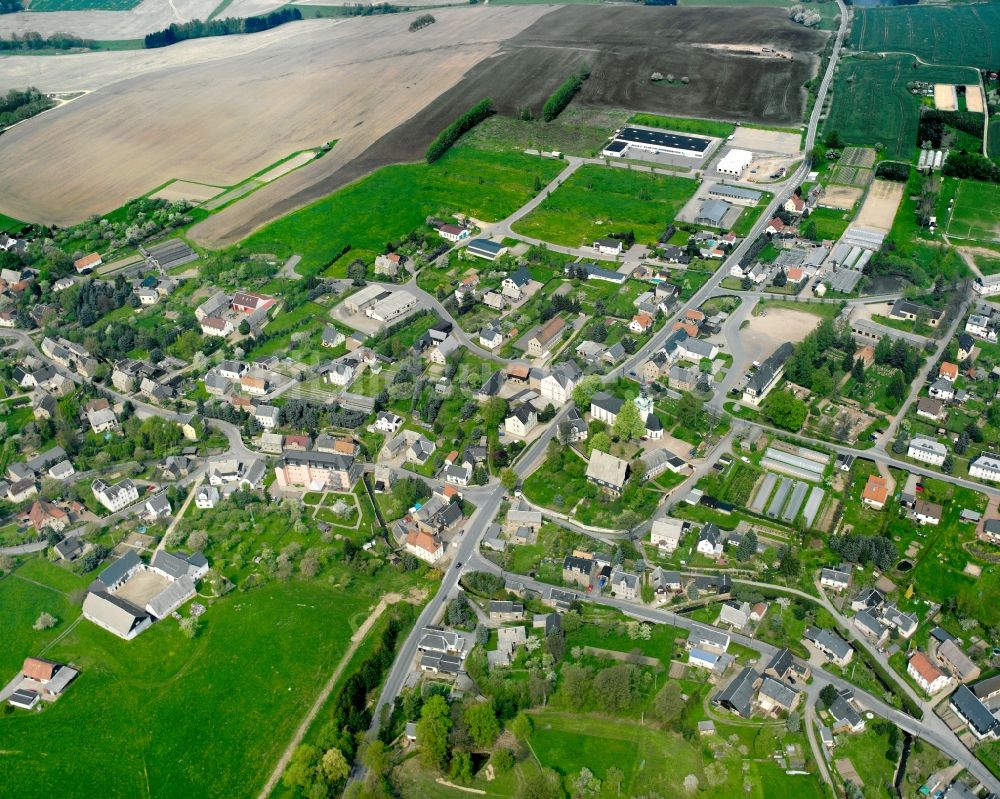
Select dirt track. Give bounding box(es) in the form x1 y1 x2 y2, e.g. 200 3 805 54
0 5 825 242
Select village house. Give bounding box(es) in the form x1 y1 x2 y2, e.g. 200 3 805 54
527 317 567 359
501 267 532 301
820 567 850 591
585 450 629 494
650 517 688 553
908 651 951 694
562 555 593 588
91 478 139 513
504 405 538 438
406 530 444 564
908 436 947 466
804 627 853 666
861 475 889 509
969 453 1000 483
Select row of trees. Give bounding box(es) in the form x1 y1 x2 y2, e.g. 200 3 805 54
942 150 1000 184
541 67 586 122
144 7 302 48
425 98 494 163
408 13 434 31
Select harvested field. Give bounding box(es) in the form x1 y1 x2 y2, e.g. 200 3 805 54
150 180 224 204
0 0 255 39
934 84 957 111
0 5 825 243
730 126 801 155
820 185 863 210
0 8 552 226
854 179 904 233
966 85 984 114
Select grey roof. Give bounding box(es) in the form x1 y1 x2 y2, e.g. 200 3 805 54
821 567 850 584
805 626 852 660
26 446 66 473
746 342 794 395
563 555 593 574
758 676 798 709
97 551 141 587
950 685 1000 737
506 267 531 288
689 624 730 650
146 575 196 618
585 450 629 489
82 590 149 636
468 238 503 256
972 674 1000 700
150 550 199 580
766 648 794 678
696 199 731 225
591 391 624 415
54 537 84 560
854 609 886 638
829 695 862 729
717 667 759 717
708 183 762 201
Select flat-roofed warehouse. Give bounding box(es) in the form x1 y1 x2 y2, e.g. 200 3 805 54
602 126 712 159
708 184 762 206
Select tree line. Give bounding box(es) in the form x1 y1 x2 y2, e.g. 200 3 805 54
0 31 95 50
0 0 22 14
541 65 588 123
425 97 494 163
144 7 302 48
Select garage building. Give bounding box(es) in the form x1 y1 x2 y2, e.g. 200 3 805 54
717 149 753 177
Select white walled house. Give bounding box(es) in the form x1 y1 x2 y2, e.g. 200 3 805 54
970 453 1000 482
908 436 947 466
91 479 140 513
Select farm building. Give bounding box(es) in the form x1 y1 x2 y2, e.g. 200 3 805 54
717 149 753 176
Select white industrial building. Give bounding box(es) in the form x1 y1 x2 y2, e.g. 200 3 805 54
716 149 753 177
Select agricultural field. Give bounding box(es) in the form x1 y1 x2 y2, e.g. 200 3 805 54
511 164 698 247
28 0 141 8
850 4 1000 68
946 179 1000 245
0 4 825 242
460 108 627 158
243 146 564 274
0 6 553 228
0 550 415 799
824 55 979 160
